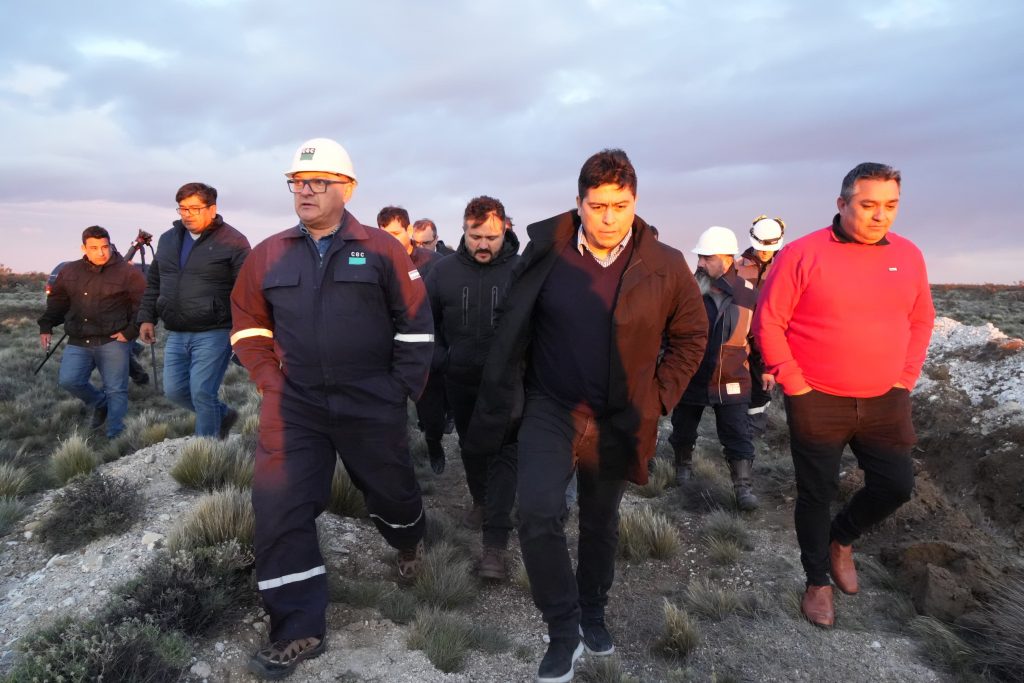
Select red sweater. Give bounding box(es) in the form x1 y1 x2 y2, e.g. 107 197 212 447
752 225 934 397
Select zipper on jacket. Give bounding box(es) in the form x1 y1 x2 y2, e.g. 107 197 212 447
461 286 469 327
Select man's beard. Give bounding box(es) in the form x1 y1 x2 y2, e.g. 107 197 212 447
694 269 712 295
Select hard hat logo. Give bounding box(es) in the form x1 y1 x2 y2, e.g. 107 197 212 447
300 148 315 160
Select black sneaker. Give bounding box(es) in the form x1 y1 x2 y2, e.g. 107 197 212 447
427 439 446 474
537 637 584 683
579 622 615 656
219 408 239 440
90 402 108 430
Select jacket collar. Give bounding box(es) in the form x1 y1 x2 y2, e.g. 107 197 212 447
830 213 890 246
526 210 663 267
284 210 371 241
456 228 521 265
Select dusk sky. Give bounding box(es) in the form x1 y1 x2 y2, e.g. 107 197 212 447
2 1 1022 283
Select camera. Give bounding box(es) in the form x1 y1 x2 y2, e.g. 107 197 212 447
134 229 153 247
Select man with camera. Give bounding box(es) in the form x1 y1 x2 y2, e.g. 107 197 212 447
138 182 250 438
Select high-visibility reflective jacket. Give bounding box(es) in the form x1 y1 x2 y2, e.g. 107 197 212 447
230 211 434 414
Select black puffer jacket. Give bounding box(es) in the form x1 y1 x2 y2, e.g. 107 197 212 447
425 231 520 386
38 252 146 346
138 217 250 332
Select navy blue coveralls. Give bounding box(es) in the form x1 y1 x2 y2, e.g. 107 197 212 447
230 211 434 641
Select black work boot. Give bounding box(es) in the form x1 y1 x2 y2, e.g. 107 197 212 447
729 459 759 511
673 444 693 485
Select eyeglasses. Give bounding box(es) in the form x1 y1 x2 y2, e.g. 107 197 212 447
411 238 437 248
286 178 351 194
176 205 209 216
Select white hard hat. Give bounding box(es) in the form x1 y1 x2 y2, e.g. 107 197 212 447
692 226 739 256
750 215 785 251
286 138 357 180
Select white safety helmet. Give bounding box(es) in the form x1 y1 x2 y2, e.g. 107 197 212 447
692 226 739 256
286 137 357 181
749 215 785 251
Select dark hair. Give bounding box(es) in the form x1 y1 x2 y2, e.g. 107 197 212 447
578 148 637 200
175 182 217 205
412 219 438 239
463 196 506 229
840 163 901 202
377 206 410 228
82 225 110 243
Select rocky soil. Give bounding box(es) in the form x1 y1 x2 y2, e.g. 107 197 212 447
0 315 1021 682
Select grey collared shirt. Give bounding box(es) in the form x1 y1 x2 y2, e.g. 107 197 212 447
300 223 341 262
576 227 632 268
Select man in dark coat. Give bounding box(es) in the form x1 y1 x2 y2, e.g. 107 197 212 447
138 182 250 438
39 226 146 439
426 195 519 580
466 149 707 682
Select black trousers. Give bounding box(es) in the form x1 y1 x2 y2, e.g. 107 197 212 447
447 378 517 548
415 371 447 442
516 392 627 641
253 390 425 640
668 400 755 461
785 387 915 586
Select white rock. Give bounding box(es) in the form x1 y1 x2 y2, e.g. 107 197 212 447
215 642 226 653
159 514 171 522
81 554 105 572
870 641 882 649
60 597 75 608
253 621 267 635
46 554 68 569
190 661 213 678
141 532 165 550
144 454 156 464
22 531 32 541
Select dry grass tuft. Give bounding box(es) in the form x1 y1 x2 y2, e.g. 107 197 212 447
50 432 100 486
633 458 675 498
512 558 531 593
0 462 32 498
407 607 510 673
412 541 478 608
673 460 734 513
976 576 1024 678
328 462 367 518
170 438 238 491
704 537 742 566
619 506 680 561
167 485 254 553
654 599 700 660
584 657 641 683
908 615 974 675
684 577 758 621
0 496 27 537
700 509 752 551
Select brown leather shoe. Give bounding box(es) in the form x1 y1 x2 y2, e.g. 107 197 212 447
829 540 859 594
801 585 834 628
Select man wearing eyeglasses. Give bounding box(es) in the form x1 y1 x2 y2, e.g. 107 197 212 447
137 182 250 438
413 218 455 255
230 138 433 679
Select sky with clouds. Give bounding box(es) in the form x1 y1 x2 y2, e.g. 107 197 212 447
2 0 1022 283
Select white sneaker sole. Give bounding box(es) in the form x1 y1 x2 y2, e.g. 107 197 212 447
536 641 584 683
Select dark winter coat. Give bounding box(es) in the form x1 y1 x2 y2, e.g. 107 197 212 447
680 266 763 406
38 252 146 346
735 247 775 288
464 210 707 484
138 216 250 332
425 231 520 386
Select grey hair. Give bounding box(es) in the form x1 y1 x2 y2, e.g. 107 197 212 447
840 163 901 202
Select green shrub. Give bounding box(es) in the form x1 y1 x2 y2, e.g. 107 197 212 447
0 496 27 537
8 616 189 683
413 541 478 608
167 486 254 553
37 472 144 553
618 506 680 560
107 541 254 636
169 438 250 491
0 462 31 497
328 461 367 518
50 432 100 486
705 537 742 566
654 599 700 660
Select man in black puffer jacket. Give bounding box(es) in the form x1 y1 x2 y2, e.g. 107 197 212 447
138 182 250 438
39 226 146 438
425 196 519 580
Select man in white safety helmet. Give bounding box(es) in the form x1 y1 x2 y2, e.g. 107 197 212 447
735 215 786 438
230 137 434 679
668 226 772 512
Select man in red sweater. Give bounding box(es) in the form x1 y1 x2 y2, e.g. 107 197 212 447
752 162 934 628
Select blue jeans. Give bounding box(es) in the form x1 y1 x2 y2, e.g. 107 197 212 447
163 329 232 436
58 341 131 438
